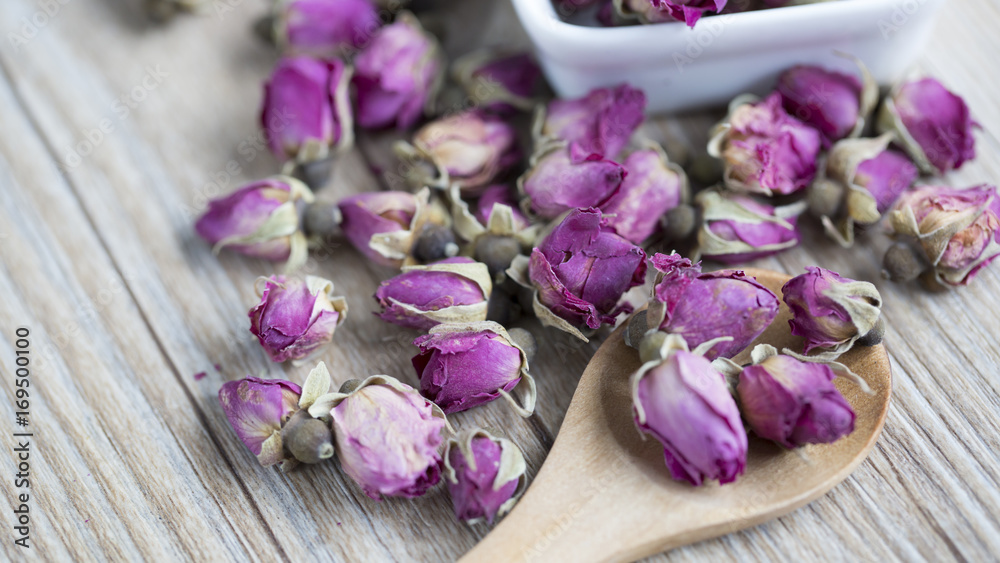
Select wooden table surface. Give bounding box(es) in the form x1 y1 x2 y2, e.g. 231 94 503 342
1 0 999 561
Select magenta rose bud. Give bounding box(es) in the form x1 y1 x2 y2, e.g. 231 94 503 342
709 92 822 196
195 176 313 271
878 77 977 174
476 184 530 231
519 142 626 219
602 146 689 244
618 0 728 27
261 56 353 163
337 190 418 267
249 275 348 363
695 190 802 264
272 0 380 57
649 253 779 360
854 149 918 215
218 377 302 466
353 12 443 130
537 84 646 158
452 50 542 114
310 376 448 499
445 429 527 524
781 267 882 356
631 335 747 486
777 64 872 147
374 258 492 330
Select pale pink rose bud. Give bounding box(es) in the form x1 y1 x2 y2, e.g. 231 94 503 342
878 77 977 174
602 145 689 244
618 0 728 27
195 176 313 271
709 92 822 196
695 190 802 264
631 335 747 486
781 267 882 356
412 321 535 415
374 258 492 330
519 142 626 219
218 377 301 466
353 12 444 130
537 84 646 157
649 253 778 360
261 56 353 163
777 64 874 147
249 275 348 363
451 50 542 114
271 0 380 57
445 429 527 524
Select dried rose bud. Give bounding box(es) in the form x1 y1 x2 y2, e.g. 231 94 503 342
887 185 1000 286
445 428 527 524
374 257 492 330
476 185 530 231
509 208 646 341
218 377 302 467
781 267 881 357
694 189 802 264
269 0 380 57
601 145 689 244
616 0 728 27
631 335 747 486
648 253 779 360
776 60 877 147
451 50 542 114
195 176 313 272
878 77 977 174
737 346 855 448
708 92 822 196
353 12 444 130
249 275 348 363
447 185 537 277
308 375 448 499
338 187 449 268
412 321 536 416
536 84 646 158
518 142 626 219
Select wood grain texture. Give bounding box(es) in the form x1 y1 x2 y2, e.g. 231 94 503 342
0 0 998 561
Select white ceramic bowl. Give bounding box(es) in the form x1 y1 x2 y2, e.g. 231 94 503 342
510 0 948 113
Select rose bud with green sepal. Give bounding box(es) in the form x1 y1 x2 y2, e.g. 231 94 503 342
518 141 626 220
374 258 492 330
693 189 803 264
266 0 381 58
534 84 646 158
781 267 882 358
249 275 348 364
476 184 530 232
218 377 302 468
451 50 542 114
448 185 538 278
601 143 690 244
444 428 527 524
776 58 878 147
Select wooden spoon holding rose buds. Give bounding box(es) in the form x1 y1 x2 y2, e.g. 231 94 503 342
460 268 891 563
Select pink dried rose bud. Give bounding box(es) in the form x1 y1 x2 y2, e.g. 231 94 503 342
616 0 728 27
475 185 530 231
338 188 450 268
709 92 822 196
648 253 779 360
518 142 626 219
878 77 977 174
451 50 542 114
249 275 348 363
261 56 353 164
887 185 1000 286
338 190 416 266
631 334 747 486
374 257 492 330
853 149 918 214
781 267 881 357
307 375 448 499
353 12 444 130
445 428 527 524
195 176 313 272
412 321 536 416
776 60 877 147
536 84 646 158
736 346 855 448
601 144 689 244
694 189 802 264
270 0 381 57
218 377 302 466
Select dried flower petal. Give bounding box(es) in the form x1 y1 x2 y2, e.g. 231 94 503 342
536 84 646 157
445 429 527 524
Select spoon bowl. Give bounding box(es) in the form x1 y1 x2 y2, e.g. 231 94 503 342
460 268 892 562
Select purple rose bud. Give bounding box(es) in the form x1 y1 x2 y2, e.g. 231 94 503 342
476 184 530 231
878 78 977 174
353 12 444 130
601 146 689 244
538 84 646 158
261 56 353 163
195 176 313 270
649 253 779 360
777 64 875 147
338 189 426 267
445 429 527 524
854 149 918 215
631 336 746 486
374 257 492 330
695 190 802 264
888 185 1000 286
619 0 728 27
737 351 855 448
452 50 542 114
273 0 380 57
218 377 301 465
519 142 626 219
249 275 348 363
781 267 882 356
313 376 447 499
709 92 822 196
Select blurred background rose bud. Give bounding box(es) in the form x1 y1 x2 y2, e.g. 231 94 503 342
475 184 530 231
776 62 876 147
451 50 543 114
249 275 348 363
617 0 728 27
218 377 301 466
694 189 802 264
374 258 492 330
268 0 381 58
601 145 689 244
781 267 881 356
444 429 527 524
519 142 626 219
536 83 646 158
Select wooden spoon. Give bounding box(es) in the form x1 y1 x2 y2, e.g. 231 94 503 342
460 269 891 562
